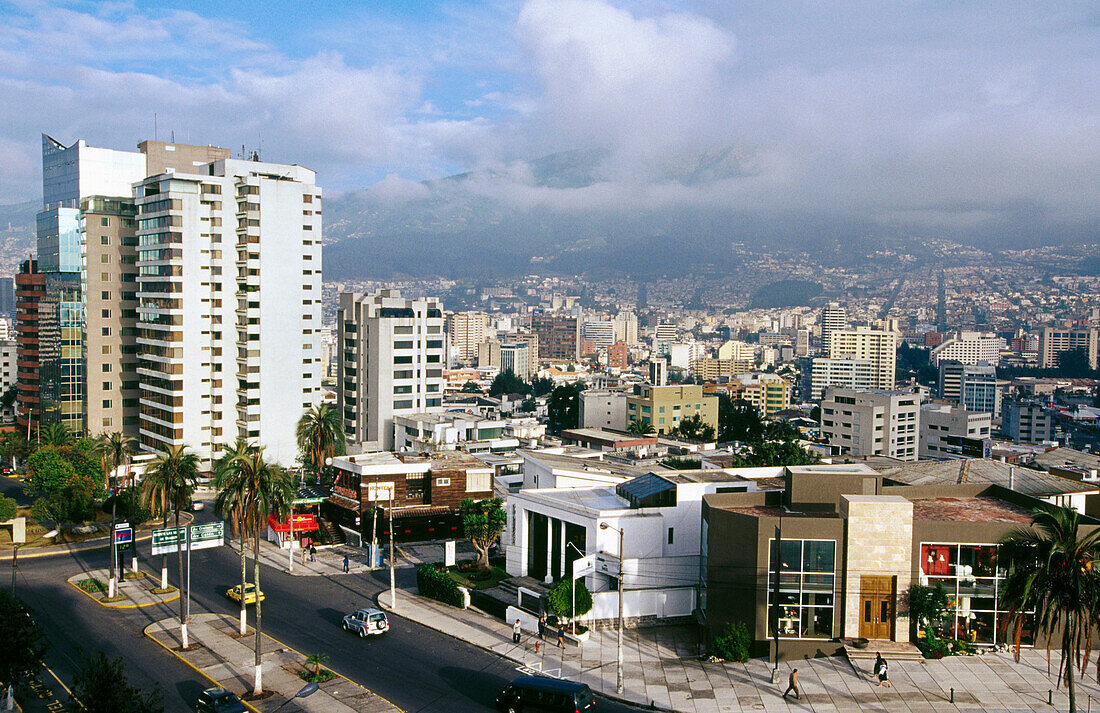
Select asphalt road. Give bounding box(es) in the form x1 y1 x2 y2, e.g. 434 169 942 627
11 519 647 713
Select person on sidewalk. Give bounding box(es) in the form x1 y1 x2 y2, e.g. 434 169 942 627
343 555 350 573
309 543 316 562
876 656 891 687
538 614 546 640
783 668 800 700
513 619 522 644
556 626 566 649
301 549 307 566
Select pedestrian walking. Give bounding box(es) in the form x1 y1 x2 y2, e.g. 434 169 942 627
343 555 350 573
556 625 566 649
513 619 522 644
538 614 546 639
301 549 307 565
309 543 316 562
872 652 884 681
783 668 800 700
876 656 891 687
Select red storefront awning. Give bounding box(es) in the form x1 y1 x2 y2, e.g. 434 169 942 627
267 513 318 534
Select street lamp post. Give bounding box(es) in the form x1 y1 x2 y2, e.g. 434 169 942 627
566 541 584 634
270 682 319 713
599 522 624 695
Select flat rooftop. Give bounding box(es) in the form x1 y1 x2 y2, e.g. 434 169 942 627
911 496 1033 524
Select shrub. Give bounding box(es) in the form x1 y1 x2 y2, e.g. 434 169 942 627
416 564 463 607
711 622 752 662
547 578 593 620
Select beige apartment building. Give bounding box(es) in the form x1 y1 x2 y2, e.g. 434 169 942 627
626 383 718 435
726 372 791 419
826 329 897 391
446 311 488 365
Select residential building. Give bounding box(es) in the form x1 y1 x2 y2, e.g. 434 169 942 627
919 404 991 459
0 340 15 422
582 320 615 349
134 149 322 465
819 387 920 461
649 358 668 387
15 260 45 432
613 310 638 346
960 363 1000 417
1002 401 1053 444
1039 327 1098 370
607 341 628 370
716 340 754 362
929 331 1006 367
579 389 629 431
339 290 446 452
726 372 791 419
937 360 965 402
693 357 755 381
652 323 677 357
531 314 579 362
478 339 537 381
809 358 875 400
625 383 718 435
820 302 846 345
0 278 14 319
446 311 487 365
826 329 897 390
795 328 811 357
393 411 543 453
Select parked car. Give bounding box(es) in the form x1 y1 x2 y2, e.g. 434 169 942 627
225 583 264 605
196 687 246 713
190 500 205 511
341 608 389 637
496 676 596 713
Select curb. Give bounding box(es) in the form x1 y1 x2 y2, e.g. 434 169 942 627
374 590 675 713
143 616 404 713
67 571 179 609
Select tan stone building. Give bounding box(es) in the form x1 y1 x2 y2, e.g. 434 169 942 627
625 383 718 434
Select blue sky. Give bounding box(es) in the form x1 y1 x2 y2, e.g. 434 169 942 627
0 0 1098 241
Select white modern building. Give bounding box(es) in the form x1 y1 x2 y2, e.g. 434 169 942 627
582 320 615 349
819 387 921 461
960 363 1001 417
393 411 544 453
919 404 992 459
339 290 446 451
578 389 629 431
809 358 876 400
826 329 897 391
0 340 15 422
930 331 1006 367
134 155 323 466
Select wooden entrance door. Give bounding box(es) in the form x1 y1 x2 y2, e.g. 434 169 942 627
859 575 895 640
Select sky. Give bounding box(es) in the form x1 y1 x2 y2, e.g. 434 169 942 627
1 0 1098 243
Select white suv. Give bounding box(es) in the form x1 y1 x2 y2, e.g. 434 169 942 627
342 608 389 637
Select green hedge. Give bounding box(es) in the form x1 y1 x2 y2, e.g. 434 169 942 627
416 564 464 607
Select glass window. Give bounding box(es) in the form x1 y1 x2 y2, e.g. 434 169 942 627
918 542 1020 646
767 539 836 639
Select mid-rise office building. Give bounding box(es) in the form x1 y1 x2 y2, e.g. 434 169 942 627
960 363 1000 418
693 357 755 381
919 404 992 459
0 278 14 319
726 372 792 419
1002 401 1054 444
339 290 445 451
477 338 537 381
626 383 718 435
937 360 965 402
819 387 920 461
613 310 638 346
929 331 1005 367
653 322 678 357
809 358 876 400
607 341 628 370
134 148 322 464
446 311 487 366
582 320 615 349
531 314 579 362
826 329 897 391
1039 327 1098 370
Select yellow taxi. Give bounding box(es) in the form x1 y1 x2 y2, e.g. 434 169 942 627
225 583 265 605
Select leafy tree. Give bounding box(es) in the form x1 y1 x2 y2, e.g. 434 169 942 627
908 582 952 641
710 621 751 662
1000 507 1100 713
0 495 15 523
460 497 506 571
27 448 100 528
732 440 820 467
38 423 73 449
547 383 582 434
673 413 715 442
488 369 528 397
0 591 47 703
627 418 655 436
530 376 555 397
518 397 537 413
548 578 593 622
460 381 483 393
143 445 199 648
213 439 258 636
763 419 802 442
65 651 163 713
24 447 74 499
661 457 701 470
296 403 346 476
0 432 28 471
717 394 763 443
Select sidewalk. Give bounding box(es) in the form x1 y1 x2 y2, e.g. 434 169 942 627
66 567 179 608
379 587 1100 713
232 536 474 577
145 613 401 713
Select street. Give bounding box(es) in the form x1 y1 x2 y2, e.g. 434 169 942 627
9 514 647 713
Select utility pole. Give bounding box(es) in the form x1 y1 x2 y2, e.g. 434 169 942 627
388 494 396 611
600 522 624 694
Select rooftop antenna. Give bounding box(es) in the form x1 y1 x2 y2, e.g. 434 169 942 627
171 130 175 143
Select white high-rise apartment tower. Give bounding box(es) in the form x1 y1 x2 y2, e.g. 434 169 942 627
134 156 322 466
338 290 446 451
820 302 846 345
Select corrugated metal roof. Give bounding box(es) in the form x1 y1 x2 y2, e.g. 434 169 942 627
876 458 1098 497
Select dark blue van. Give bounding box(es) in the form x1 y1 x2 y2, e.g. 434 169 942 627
496 676 596 712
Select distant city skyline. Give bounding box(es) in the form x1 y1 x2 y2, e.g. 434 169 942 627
1 1 1098 253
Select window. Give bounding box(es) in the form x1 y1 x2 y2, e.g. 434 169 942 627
667 527 674 545
100 254 110 263
466 471 491 492
767 539 836 639
101 309 111 318
435 478 451 487
101 217 110 226
393 341 413 349
919 543 1024 645
100 236 110 245
394 399 413 410
103 381 112 390
102 364 111 372
101 290 110 300
101 345 111 354
394 356 412 365
102 400 112 409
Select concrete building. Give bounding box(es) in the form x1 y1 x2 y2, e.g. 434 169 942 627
726 372 791 419
393 411 543 453
531 314 579 362
134 149 322 465
1002 401 1054 444
929 331 1006 367
478 339 537 381
446 311 487 366
820 302 846 345
919 404 992 459
653 323 677 357
960 363 1001 417
582 320 615 349
717 340 754 362
606 341 628 370
0 278 14 320
937 360 965 402
579 389 629 431
0 340 15 421
1039 327 1098 370
809 358 876 400
625 383 718 435
819 388 920 461
339 290 446 452
826 329 897 391
693 357 755 381
613 310 638 346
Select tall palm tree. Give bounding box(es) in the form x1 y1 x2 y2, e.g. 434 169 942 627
213 438 257 635
627 417 655 436
235 448 294 695
38 422 73 449
295 403 345 481
142 445 200 649
98 433 136 594
1000 507 1100 713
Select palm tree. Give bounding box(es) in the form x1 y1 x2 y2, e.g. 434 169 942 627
1000 507 1100 713
627 417 655 436
236 448 294 695
38 422 73 449
142 445 200 649
295 404 345 482
213 439 257 635
98 433 136 595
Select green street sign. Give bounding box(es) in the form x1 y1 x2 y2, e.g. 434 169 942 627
151 522 224 555
190 522 224 542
